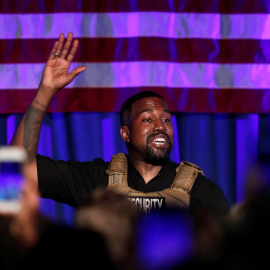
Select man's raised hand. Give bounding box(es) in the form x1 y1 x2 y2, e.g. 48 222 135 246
39 32 86 98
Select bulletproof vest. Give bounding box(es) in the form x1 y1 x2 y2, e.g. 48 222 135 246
106 153 204 212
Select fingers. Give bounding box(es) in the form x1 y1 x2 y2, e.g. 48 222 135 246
48 33 65 60
67 65 87 82
48 40 59 60
61 32 80 63
60 32 73 59
55 33 65 56
48 32 79 62
66 38 79 63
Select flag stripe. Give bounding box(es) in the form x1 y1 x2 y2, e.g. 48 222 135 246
1 87 269 114
1 62 270 90
1 12 270 40
0 0 269 14
1 37 270 64
1 1 270 114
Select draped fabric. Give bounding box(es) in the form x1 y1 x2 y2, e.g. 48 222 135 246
1 0 270 225
2 0 270 113
1 112 269 226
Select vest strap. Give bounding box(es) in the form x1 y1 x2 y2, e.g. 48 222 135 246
106 153 128 186
173 161 204 194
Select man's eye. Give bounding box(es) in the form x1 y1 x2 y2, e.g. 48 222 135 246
143 118 151 122
162 118 171 122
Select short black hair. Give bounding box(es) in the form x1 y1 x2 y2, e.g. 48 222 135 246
120 91 167 126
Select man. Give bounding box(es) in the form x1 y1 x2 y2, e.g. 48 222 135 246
10 32 229 215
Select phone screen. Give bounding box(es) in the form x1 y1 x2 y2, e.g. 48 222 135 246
0 147 26 213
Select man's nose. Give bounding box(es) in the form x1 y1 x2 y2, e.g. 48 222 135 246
153 119 166 131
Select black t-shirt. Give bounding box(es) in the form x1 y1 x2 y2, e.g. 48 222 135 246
36 154 229 215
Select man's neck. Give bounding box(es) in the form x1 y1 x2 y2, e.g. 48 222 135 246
128 156 163 184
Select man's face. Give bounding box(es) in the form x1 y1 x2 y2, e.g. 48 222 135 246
123 97 174 164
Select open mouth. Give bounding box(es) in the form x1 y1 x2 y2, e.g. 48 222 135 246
145 133 172 163
148 133 170 148
152 137 166 147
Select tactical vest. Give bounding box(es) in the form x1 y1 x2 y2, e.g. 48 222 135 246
106 153 204 211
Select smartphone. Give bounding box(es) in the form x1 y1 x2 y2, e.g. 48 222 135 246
0 146 26 214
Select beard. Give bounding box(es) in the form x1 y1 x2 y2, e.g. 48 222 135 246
145 133 172 166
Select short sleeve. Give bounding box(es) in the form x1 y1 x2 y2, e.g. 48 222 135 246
36 154 109 207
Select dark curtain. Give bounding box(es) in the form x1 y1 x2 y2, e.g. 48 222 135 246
1 111 268 226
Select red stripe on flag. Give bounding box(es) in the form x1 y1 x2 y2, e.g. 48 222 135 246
1 38 270 64
0 0 269 14
0 88 269 114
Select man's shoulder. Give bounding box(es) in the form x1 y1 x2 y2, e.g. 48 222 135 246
166 159 226 198
194 172 221 190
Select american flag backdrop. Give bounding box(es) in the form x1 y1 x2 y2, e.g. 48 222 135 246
1 0 270 114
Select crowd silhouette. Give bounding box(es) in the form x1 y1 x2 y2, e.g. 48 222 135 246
1 157 270 270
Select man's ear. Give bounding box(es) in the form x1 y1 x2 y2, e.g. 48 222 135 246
120 126 130 142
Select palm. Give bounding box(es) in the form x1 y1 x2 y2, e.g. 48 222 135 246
42 57 72 91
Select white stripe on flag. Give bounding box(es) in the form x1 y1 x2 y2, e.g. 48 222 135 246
1 62 270 89
1 12 270 39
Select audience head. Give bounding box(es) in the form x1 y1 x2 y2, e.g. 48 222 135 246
74 188 140 270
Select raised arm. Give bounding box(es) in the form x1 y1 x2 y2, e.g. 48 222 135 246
10 32 86 182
